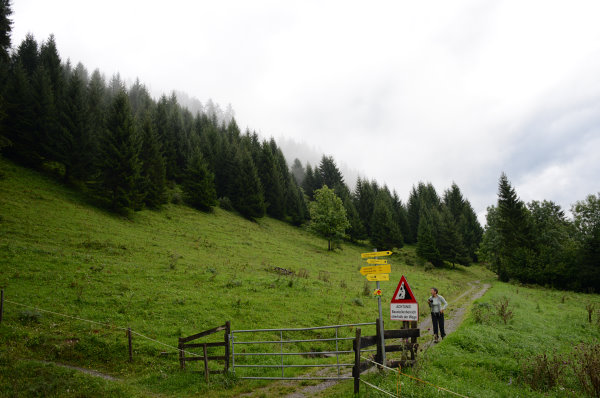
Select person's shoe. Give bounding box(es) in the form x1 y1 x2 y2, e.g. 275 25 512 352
434 334 439 343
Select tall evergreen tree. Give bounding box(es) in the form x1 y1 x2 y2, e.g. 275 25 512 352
416 206 442 266
258 141 284 218
370 195 403 250
182 146 216 211
0 0 12 63
138 113 167 208
94 90 141 212
291 158 305 185
437 206 469 267
231 147 264 219
52 69 92 181
496 173 532 281
302 163 316 199
318 155 344 188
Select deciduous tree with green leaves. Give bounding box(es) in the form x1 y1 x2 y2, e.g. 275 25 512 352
309 185 349 251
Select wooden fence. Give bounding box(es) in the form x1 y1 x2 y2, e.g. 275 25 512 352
178 321 230 381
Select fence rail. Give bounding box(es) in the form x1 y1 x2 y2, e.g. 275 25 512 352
231 322 376 380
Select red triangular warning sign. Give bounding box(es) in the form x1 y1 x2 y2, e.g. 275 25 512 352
390 275 417 304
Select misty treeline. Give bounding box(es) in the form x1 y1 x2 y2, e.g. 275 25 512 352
480 174 600 292
295 159 483 265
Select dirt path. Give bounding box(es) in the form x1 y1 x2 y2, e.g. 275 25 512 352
30 360 119 381
419 282 490 350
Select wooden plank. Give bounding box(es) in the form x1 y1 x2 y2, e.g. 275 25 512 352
359 335 378 349
182 342 226 349
383 328 420 339
385 344 417 353
178 339 185 370
183 355 228 362
179 325 227 343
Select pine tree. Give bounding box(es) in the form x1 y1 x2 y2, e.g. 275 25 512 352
52 69 92 181
318 155 344 188
437 206 469 267
182 146 216 211
258 141 284 218
291 158 305 185
0 0 12 63
309 185 349 250
416 206 442 266
302 163 316 199
406 186 420 243
94 90 141 212
355 178 376 236
3 62 38 165
496 173 532 281
370 195 403 250
231 147 264 219
139 113 167 208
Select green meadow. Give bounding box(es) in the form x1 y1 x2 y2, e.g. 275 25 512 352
1 157 598 397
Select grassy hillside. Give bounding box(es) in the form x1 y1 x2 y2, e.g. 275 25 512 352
0 157 494 397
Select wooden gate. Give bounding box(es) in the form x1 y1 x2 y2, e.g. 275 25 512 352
178 321 230 381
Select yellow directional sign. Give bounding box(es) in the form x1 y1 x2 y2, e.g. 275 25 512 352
366 259 388 265
361 251 392 258
359 264 391 275
367 273 389 281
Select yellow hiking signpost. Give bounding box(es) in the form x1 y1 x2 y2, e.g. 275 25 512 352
359 264 391 275
367 274 389 281
366 259 388 265
359 249 393 366
361 250 392 259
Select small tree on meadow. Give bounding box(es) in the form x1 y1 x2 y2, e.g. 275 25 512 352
309 185 349 251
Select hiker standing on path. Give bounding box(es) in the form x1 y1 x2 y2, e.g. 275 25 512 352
428 287 447 342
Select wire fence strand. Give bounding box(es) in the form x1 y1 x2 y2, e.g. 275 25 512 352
361 356 469 398
4 299 203 357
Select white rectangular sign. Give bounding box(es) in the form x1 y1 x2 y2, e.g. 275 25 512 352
390 303 419 321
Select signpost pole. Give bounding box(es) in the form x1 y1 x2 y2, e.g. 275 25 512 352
374 249 386 366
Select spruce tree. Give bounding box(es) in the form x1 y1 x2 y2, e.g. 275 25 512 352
438 206 469 267
318 155 344 188
231 147 264 219
52 69 92 181
182 146 216 211
0 0 12 63
258 141 284 218
3 62 38 165
291 158 305 185
416 206 442 266
370 195 403 250
139 113 167 208
302 163 316 199
94 90 141 212
496 173 532 281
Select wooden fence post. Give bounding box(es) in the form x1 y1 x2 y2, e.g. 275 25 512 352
127 327 133 362
203 343 209 382
178 338 185 369
224 321 230 373
353 327 362 394
0 289 4 324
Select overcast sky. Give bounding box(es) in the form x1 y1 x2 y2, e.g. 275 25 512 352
12 0 600 222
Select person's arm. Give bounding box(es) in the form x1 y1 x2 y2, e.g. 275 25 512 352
439 295 448 312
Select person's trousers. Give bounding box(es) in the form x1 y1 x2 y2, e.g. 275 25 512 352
431 312 445 338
